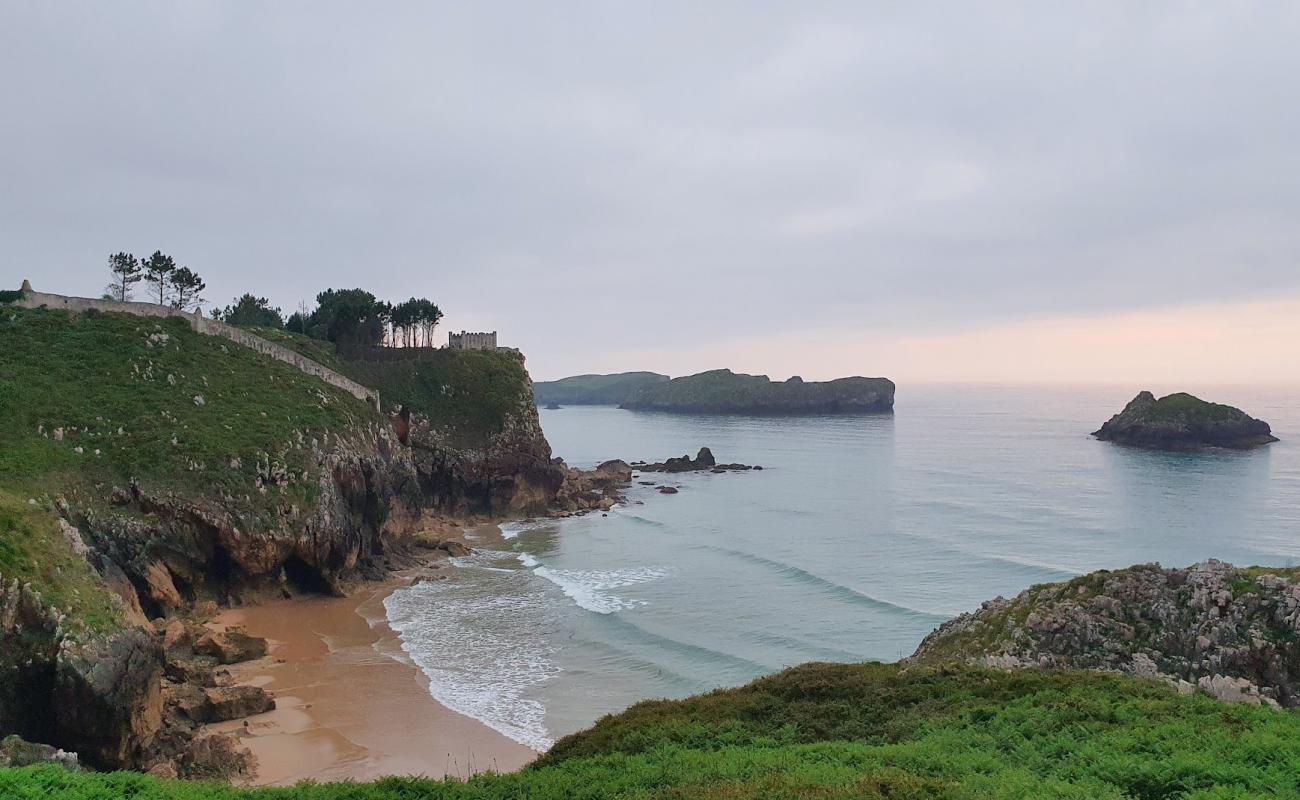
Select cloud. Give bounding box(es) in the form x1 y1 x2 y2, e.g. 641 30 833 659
2 2 1298 382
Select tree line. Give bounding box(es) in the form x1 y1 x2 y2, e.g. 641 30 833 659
106 251 206 311
105 254 443 349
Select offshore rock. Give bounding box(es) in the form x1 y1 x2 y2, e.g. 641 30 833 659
1093 391 1278 450
909 560 1300 708
635 447 755 473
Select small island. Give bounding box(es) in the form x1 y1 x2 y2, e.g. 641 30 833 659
1093 391 1278 450
619 369 894 415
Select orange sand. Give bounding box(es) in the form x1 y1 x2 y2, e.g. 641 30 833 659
208 583 538 786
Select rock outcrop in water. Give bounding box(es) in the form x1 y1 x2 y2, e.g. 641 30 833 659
620 369 894 415
1093 391 1278 450
909 560 1300 707
633 447 758 473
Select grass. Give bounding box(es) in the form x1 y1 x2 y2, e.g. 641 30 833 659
3 664 1300 798
0 307 383 611
237 327 533 446
0 491 120 634
0 308 377 499
1138 394 1251 424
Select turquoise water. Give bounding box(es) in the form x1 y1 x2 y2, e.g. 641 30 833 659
385 385 1300 749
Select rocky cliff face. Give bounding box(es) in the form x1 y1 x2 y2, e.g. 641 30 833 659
1093 391 1278 450
909 561 1300 707
0 310 565 773
402 390 563 518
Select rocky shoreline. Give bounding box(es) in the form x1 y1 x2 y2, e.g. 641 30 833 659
909 560 1300 708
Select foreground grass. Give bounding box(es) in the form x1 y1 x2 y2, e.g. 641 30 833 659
3 664 1298 798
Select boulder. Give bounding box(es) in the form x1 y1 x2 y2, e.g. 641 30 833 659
202 685 274 721
657 486 679 494
193 628 268 665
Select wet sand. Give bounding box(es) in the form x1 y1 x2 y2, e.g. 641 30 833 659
208 580 538 786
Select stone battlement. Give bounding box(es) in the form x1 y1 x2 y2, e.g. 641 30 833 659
448 330 498 351
10 282 381 410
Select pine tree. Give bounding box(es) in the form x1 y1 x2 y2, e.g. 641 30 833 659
106 252 141 301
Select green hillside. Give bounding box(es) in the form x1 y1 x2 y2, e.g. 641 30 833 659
4 663 1298 798
534 372 670 406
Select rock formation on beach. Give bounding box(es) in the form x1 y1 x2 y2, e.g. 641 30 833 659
1092 391 1278 450
620 369 894 414
909 560 1300 707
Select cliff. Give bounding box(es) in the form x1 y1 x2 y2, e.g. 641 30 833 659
909 560 1300 707
1093 391 1278 450
0 306 559 771
533 372 669 406
620 369 894 414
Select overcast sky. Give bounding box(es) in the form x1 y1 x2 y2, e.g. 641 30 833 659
3 2 1299 382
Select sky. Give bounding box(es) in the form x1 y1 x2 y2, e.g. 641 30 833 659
2 2 1299 383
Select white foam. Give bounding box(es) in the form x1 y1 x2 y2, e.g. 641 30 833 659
532 565 666 615
499 519 550 539
517 552 540 568
384 572 560 751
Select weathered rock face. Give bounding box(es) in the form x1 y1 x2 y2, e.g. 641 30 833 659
54 628 164 769
553 459 634 514
0 577 64 746
0 735 79 771
1093 391 1278 450
909 560 1300 708
404 390 564 518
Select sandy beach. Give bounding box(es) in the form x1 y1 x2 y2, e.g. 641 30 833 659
207 577 538 786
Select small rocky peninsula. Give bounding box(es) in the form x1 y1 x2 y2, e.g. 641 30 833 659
1093 391 1278 450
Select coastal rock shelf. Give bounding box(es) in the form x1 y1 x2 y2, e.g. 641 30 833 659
909 560 1300 708
1092 391 1278 450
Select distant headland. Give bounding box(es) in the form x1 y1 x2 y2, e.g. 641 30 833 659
619 369 894 415
534 372 669 406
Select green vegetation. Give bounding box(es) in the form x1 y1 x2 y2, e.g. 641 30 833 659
341 350 531 444
216 294 284 329
4 664 1300 798
1132 393 1248 424
534 372 670 406
0 306 377 514
0 492 121 634
623 369 894 414
239 325 531 444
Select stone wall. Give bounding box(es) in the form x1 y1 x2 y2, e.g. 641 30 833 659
448 330 498 350
12 285 380 410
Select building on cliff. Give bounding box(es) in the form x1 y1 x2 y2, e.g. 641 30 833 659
447 330 498 350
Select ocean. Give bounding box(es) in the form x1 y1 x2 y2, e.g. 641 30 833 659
384 384 1300 751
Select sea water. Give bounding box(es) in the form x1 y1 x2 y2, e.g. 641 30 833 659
384 384 1300 750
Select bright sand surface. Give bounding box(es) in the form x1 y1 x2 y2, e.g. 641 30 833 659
207 581 538 786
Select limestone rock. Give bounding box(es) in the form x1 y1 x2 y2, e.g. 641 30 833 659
193 627 268 665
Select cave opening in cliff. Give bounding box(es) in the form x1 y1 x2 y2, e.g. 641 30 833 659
281 555 334 595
